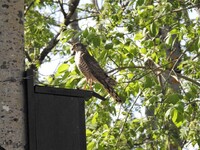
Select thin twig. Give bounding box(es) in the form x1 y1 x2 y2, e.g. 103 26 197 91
115 91 142 147
163 49 187 90
176 73 200 87
107 66 146 74
70 15 98 23
173 3 200 13
24 1 34 16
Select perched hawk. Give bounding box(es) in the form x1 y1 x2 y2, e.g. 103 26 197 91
71 42 122 102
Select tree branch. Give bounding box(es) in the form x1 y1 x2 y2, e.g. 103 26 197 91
69 15 98 23
92 0 100 13
24 1 34 16
32 0 80 66
176 73 200 87
38 31 61 64
115 91 142 146
58 0 80 26
107 66 145 74
109 62 200 87
173 3 200 13
25 50 32 62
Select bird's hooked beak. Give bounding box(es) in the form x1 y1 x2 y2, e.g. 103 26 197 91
70 42 84 55
69 41 76 56
71 49 76 55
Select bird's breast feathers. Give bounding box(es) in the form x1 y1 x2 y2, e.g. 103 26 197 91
74 51 82 66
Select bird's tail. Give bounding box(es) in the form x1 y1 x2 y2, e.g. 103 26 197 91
101 80 122 102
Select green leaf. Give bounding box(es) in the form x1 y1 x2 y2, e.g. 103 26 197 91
127 73 134 79
165 108 172 118
91 112 98 125
93 36 101 47
150 23 159 37
134 32 143 40
144 76 153 88
35 0 40 4
165 93 180 104
116 32 124 38
105 43 113 49
140 48 147 54
57 64 69 73
83 29 89 37
171 108 184 127
172 108 178 123
170 28 178 35
113 38 121 45
87 141 96 150
86 129 92 136
136 0 144 6
135 148 144 150
165 34 172 45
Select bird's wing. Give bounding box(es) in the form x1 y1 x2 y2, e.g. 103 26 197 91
82 52 122 102
82 52 116 86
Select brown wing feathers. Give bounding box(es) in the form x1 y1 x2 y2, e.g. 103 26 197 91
79 45 122 102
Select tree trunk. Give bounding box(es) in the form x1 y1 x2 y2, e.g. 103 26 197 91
0 0 26 150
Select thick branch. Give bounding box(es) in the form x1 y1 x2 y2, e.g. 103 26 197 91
109 64 200 87
176 73 200 87
25 51 32 62
59 0 80 26
38 31 60 64
92 0 100 13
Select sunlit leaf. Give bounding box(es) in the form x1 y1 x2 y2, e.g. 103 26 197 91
134 32 144 40
86 129 92 136
87 141 96 150
91 112 98 125
172 108 178 123
140 48 147 54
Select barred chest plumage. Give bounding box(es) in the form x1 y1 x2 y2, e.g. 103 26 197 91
75 51 97 81
74 51 82 67
72 43 122 102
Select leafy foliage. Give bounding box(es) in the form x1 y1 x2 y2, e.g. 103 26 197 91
25 0 200 149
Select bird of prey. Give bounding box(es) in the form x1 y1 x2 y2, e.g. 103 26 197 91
71 42 122 102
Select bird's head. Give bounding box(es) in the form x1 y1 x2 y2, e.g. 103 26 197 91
71 42 87 55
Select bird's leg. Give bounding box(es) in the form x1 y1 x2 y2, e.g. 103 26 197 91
88 79 93 90
83 78 88 90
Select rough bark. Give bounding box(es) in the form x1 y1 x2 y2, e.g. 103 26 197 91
0 0 26 150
